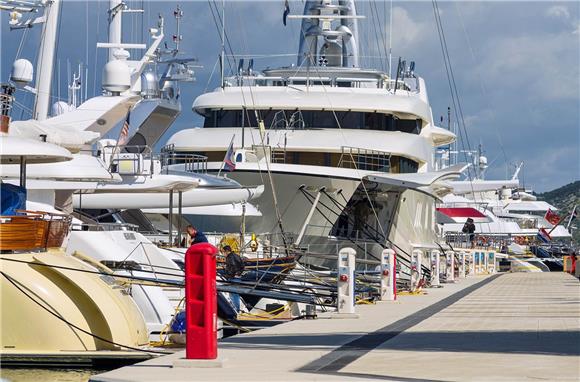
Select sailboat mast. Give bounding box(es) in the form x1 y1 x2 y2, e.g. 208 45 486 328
33 0 61 121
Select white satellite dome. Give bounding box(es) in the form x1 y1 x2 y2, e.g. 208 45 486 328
51 101 75 117
140 69 159 99
10 58 33 85
102 60 131 93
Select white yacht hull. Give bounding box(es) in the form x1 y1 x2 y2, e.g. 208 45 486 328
66 231 184 337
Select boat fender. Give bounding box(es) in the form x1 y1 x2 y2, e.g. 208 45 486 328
249 233 259 252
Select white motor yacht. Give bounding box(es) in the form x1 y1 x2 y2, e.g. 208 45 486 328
165 0 460 269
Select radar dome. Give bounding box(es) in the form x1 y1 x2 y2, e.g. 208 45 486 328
479 156 488 166
140 70 159 99
10 59 33 85
102 60 131 93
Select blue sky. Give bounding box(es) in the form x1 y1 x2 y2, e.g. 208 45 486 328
1 0 579 192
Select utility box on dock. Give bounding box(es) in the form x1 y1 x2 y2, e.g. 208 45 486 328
488 252 496 274
336 247 356 315
430 250 440 286
380 248 396 301
185 243 218 360
446 251 455 282
459 252 466 278
410 249 423 291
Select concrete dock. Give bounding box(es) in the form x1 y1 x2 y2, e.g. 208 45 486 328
92 273 580 382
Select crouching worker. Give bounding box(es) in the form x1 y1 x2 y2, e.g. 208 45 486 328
222 245 245 279
183 225 208 247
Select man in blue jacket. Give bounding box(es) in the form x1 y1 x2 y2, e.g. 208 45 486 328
186 225 208 246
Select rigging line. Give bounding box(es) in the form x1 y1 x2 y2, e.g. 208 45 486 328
331 189 422 271
368 0 384 71
430 1 474 198
0 271 171 355
85 0 89 73
293 18 390 242
15 26 29 59
453 2 508 174
372 0 389 72
208 0 235 75
306 62 387 244
204 56 221 94
266 187 302 234
432 0 478 201
232 40 312 253
388 0 393 77
0 256 185 280
298 188 381 262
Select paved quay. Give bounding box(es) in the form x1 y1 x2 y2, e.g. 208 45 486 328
91 273 580 382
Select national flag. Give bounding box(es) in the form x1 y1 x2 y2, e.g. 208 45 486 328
118 111 130 145
536 227 552 244
223 137 236 172
567 205 577 229
544 208 560 225
282 0 290 26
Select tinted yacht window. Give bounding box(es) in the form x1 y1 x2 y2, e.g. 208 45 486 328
202 108 422 134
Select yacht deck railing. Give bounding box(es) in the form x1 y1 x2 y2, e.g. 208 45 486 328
338 146 391 172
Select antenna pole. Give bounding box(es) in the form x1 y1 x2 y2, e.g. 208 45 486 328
108 0 123 62
173 5 183 53
388 0 393 78
33 0 61 121
220 0 225 89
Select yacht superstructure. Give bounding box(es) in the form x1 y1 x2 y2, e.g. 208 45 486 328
166 0 459 268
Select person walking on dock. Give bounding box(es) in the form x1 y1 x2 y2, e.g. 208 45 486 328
462 218 476 249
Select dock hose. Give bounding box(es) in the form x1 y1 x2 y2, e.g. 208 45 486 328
0 271 171 355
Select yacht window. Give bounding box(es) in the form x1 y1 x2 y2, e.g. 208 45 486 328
202 108 422 134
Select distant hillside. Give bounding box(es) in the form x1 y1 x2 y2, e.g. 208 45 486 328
536 180 580 244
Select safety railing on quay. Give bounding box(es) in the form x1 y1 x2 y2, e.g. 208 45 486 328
444 232 513 251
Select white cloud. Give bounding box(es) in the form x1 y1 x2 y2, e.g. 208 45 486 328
474 30 579 101
390 6 428 48
546 5 570 20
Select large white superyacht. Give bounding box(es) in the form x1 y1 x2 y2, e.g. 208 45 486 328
165 0 461 269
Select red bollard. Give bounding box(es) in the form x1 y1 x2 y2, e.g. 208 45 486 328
185 242 218 360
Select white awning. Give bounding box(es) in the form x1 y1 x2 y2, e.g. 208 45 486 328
365 163 468 189
0 135 72 164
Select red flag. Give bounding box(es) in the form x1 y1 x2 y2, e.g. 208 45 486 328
544 209 560 225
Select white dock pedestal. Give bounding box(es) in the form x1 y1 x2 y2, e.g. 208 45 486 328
446 251 455 282
379 249 396 301
459 251 466 278
430 250 440 287
410 249 423 291
331 247 359 319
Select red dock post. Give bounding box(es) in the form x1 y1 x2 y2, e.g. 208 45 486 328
185 243 218 360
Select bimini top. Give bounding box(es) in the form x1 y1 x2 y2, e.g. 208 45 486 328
0 135 72 164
